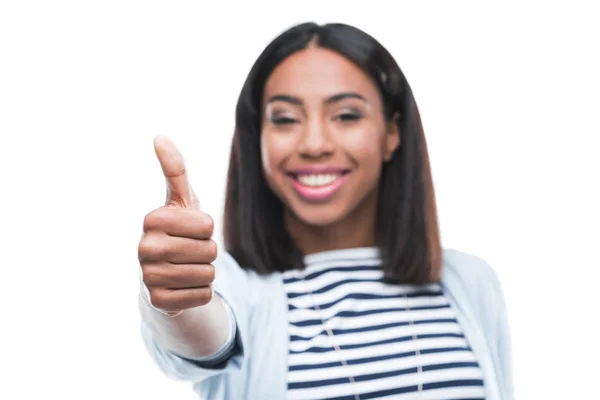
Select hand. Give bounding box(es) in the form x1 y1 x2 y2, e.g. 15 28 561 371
138 136 217 315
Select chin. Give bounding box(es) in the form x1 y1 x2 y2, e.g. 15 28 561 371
291 206 348 228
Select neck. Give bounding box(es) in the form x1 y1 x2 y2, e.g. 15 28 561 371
285 192 379 256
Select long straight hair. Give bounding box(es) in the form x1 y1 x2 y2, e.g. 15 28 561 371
223 22 442 284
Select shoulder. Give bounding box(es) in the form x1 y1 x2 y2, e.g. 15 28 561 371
441 248 503 294
441 248 509 334
441 248 507 325
441 249 514 398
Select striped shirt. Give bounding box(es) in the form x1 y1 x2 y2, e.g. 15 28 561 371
282 247 485 400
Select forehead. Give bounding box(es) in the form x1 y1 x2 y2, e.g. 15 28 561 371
263 46 381 102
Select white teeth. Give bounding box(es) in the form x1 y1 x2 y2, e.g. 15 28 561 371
297 174 340 187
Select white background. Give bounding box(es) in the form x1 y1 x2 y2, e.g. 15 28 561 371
1 1 599 399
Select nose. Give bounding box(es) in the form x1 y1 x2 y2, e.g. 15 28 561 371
297 119 334 159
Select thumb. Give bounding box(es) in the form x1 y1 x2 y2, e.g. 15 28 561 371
153 135 199 209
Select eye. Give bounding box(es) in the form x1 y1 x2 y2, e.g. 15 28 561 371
271 116 297 125
335 112 363 122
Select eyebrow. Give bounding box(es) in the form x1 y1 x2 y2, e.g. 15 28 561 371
266 92 368 106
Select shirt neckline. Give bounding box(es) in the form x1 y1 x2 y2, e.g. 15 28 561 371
302 246 380 267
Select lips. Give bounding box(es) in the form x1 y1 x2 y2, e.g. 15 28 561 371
286 167 351 201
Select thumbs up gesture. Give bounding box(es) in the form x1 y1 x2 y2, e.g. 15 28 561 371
138 136 217 315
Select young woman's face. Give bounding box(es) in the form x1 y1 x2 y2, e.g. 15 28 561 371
261 46 400 229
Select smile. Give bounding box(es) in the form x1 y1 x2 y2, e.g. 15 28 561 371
288 171 350 201
296 173 341 187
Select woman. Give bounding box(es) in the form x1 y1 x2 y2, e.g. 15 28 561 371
138 22 514 400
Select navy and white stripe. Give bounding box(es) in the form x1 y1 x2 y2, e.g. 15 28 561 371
282 247 485 400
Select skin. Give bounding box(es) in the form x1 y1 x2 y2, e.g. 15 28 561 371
137 46 401 358
138 136 230 357
261 45 400 255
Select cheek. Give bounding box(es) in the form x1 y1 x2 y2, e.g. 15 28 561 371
339 128 386 193
260 132 293 193
356 146 384 184
260 133 275 176
341 126 386 165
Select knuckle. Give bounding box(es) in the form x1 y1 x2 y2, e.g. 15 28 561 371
206 240 218 262
140 236 168 260
152 243 168 259
143 211 160 232
142 214 153 232
137 238 152 260
143 208 170 232
148 289 168 309
202 212 214 235
198 287 213 304
141 266 161 285
204 263 216 283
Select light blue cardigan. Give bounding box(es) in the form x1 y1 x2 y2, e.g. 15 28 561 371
141 248 514 400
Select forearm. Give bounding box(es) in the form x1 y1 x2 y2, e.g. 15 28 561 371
139 290 232 359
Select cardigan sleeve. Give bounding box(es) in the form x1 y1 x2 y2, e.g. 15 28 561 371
442 249 515 400
490 266 515 400
139 251 254 383
462 252 515 400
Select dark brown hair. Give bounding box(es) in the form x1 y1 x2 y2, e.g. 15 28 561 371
223 22 442 284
